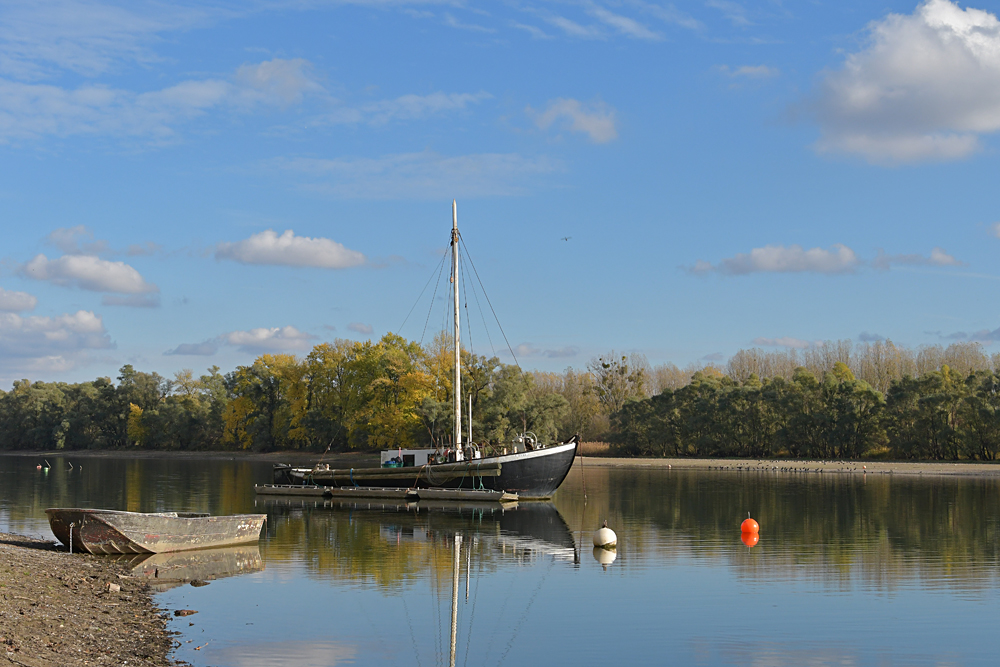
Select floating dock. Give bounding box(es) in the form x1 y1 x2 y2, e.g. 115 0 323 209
255 484 517 503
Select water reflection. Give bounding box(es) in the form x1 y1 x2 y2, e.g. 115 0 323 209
558 465 1000 593
6 455 1000 664
259 498 577 589
113 545 264 592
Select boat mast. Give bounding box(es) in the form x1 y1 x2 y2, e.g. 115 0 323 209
452 200 462 449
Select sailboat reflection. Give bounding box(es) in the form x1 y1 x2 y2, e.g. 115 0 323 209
261 497 578 565
263 498 577 666
111 544 264 592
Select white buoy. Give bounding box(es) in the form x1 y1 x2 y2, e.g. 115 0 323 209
593 520 617 549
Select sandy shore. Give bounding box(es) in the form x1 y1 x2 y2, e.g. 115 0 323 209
0 533 176 667
575 456 1000 477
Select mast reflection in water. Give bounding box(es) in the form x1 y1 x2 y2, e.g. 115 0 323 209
167 499 580 667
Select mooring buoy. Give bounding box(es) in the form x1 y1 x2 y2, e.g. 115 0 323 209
593 519 617 548
741 512 759 535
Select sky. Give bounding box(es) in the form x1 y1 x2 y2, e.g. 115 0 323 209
2 0 1000 387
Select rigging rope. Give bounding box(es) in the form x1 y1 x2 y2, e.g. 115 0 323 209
458 233 522 372
460 250 474 357
419 251 450 346
496 559 555 667
398 251 448 337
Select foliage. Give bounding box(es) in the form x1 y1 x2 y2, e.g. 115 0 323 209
7 336 1000 459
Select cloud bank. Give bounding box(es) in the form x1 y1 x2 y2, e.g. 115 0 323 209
530 98 618 143
0 58 322 143
0 309 114 374
216 230 365 269
221 326 316 354
21 253 158 294
0 287 37 312
693 244 961 275
692 244 861 275
813 0 1000 163
752 336 820 350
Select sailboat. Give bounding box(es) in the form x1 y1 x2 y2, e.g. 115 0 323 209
273 201 578 499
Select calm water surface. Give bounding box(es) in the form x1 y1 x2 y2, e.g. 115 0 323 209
3 455 1000 666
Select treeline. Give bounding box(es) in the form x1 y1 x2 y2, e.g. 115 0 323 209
614 342 1000 461
0 333 605 452
3 336 1000 460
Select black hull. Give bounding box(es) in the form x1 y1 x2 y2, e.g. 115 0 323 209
275 441 577 499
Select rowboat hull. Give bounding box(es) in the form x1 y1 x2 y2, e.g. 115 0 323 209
46 509 266 555
275 440 578 499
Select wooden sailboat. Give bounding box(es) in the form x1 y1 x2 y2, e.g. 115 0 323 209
273 201 577 499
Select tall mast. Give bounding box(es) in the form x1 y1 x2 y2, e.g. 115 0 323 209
452 200 462 448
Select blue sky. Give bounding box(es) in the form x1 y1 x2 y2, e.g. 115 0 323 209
2 0 1000 386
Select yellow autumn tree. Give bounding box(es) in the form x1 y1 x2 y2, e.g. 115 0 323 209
222 354 309 450
126 403 146 446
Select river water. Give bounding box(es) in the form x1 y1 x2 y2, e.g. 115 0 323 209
3 454 1000 666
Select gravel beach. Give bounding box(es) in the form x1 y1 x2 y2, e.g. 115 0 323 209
0 532 176 667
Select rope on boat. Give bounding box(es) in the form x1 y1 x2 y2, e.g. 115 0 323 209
350 468 358 487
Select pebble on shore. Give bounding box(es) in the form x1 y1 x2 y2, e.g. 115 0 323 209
0 531 175 667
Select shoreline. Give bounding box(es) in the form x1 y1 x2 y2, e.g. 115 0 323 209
4 449 1000 478
0 532 176 667
576 456 1000 477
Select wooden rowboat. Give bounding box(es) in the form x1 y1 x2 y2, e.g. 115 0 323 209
46 508 266 555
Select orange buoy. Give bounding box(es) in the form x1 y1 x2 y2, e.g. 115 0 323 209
741 532 759 548
741 512 759 534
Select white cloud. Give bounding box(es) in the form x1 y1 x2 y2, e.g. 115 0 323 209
46 225 109 255
0 309 113 374
165 341 219 356
0 0 213 80
512 342 579 358
858 331 885 342
530 98 618 143
443 13 495 33
812 0 1000 164
222 326 316 354
0 58 322 143
872 247 963 269
0 287 37 312
510 22 551 39
127 241 160 256
990 222 1000 238
21 253 158 294
693 244 861 275
270 151 561 199
362 91 491 125
233 58 323 106
348 322 374 335
752 336 819 350
215 230 365 269
634 2 702 31
102 294 160 308
587 7 660 40
542 15 603 39
719 64 779 78
706 0 752 27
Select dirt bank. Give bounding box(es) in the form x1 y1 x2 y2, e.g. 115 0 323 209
0 532 177 667
576 456 1000 478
